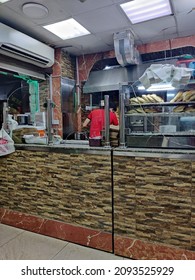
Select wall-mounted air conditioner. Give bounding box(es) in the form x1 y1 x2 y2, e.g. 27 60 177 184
0 23 54 68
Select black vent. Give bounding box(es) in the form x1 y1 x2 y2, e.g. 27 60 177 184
141 46 195 62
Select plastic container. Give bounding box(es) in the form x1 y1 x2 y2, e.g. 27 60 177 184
159 125 176 133
23 135 47 145
89 138 102 147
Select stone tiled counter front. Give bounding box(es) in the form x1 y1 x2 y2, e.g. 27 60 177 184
113 150 195 260
1 144 195 259
0 145 113 252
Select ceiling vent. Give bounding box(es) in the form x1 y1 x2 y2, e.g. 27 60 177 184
114 30 140 67
0 23 54 68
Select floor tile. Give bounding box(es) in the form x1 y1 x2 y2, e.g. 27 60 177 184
0 230 68 260
53 242 123 260
0 224 23 247
0 224 130 260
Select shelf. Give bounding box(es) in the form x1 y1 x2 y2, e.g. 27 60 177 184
128 101 195 107
127 132 195 136
125 112 195 117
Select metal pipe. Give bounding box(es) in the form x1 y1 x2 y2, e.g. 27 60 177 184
119 86 126 148
46 99 53 144
104 95 110 147
2 102 8 130
46 75 53 144
76 57 80 106
49 74 53 100
90 94 92 107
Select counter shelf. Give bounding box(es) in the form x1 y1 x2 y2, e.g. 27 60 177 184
119 83 195 149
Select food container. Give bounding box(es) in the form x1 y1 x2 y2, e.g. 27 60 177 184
89 138 102 147
23 135 47 145
159 125 176 133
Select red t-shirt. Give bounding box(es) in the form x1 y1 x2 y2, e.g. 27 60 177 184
87 109 118 138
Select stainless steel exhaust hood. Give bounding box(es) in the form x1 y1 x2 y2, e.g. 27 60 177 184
83 59 179 94
83 65 142 93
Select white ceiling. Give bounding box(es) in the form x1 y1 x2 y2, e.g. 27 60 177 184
0 0 195 56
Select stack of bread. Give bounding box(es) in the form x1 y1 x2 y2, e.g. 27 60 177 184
128 94 164 114
170 90 195 112
130 94 164 104
12 127 39 144
170 90 195 103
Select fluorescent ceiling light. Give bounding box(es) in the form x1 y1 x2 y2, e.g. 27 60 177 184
138 83 175 92
44 18 90 40
120 0 172 24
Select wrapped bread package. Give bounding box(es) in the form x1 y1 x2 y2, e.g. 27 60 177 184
12 127 39 144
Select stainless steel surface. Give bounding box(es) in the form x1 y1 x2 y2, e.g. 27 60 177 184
82 60 177 94
114 30 139 66
63 139 89 145
14 143 195 159
83 66 138 94
15 143 111 156
104 95 110 147
61 77 76 139
113 148 195 160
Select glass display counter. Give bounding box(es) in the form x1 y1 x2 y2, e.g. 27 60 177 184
120 82 195 149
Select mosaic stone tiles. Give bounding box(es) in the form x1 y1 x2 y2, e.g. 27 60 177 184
1 148 195 259
113 155 195 259
0 150 113 252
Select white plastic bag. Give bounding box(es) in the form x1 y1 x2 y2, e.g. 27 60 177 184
0 128 15 156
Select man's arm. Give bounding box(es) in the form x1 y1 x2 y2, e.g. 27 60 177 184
83 118 90 128
111 112 119 126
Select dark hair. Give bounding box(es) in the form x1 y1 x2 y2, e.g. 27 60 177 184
110 102 117 111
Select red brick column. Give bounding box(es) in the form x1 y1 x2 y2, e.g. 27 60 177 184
51 48 63 137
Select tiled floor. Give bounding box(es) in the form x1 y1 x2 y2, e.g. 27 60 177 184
0 223 126 260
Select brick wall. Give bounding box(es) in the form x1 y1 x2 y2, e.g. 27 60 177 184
61 51 76 79
39 80 50 112
38 49 76 136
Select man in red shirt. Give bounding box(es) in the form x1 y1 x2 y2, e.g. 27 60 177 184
83 104 119 139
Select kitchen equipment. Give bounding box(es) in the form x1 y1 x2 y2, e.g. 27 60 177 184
17 114 29 125
74 131 88 140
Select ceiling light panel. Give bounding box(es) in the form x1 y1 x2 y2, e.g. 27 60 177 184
120 0 172 24
43 18 90 40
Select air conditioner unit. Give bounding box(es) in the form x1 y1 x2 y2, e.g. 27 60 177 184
0 23 54 68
